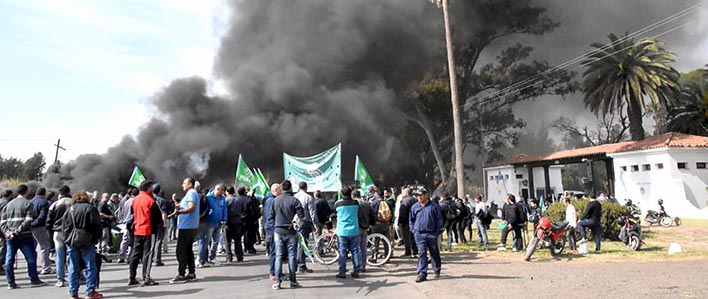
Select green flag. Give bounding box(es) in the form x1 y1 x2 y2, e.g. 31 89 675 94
354 155 374 194
128 166 146 188
235 154 255 186
297 231 314 263
251 168 269 199
256 168 269 195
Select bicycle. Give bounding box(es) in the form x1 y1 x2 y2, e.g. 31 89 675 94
312 230 393 267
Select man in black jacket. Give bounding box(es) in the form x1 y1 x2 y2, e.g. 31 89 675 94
268 181 305 290
30 187 53 275
225 187 250 263
62 191 103 299
577 197 603 252
498 194 524 252
398 187 418 258
1 184 44 289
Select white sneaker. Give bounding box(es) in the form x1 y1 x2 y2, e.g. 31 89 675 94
512 247 518 252
497 246 506 251
55 280 65 287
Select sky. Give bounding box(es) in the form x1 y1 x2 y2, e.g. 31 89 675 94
0 0 228 162
0 0 706 165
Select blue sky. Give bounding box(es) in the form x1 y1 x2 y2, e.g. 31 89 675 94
0 0 228 162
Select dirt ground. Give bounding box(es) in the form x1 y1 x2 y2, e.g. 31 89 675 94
381 251 708 299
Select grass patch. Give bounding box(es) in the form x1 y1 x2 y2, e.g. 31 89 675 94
442 219 708 262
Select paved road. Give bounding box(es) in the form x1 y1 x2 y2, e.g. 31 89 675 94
1 242 707 298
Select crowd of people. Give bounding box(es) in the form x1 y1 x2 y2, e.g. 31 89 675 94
0 178 615 298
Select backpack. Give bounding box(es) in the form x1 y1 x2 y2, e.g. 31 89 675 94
377 200 392 223
444 202 461 221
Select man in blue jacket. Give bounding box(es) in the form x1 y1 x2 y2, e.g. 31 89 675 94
200 184 227 266
262 184 281 281
409 187 443 283
31 187 53 275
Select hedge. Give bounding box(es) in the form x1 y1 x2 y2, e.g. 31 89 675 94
544 199 627 241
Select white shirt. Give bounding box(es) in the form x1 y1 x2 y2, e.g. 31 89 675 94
475 201 487 216
394 194 403 225
565 204 577 228
294 190 317 225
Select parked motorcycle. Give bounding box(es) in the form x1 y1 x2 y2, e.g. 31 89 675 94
618 201 642 251
524 217 568 261
645 199 673 227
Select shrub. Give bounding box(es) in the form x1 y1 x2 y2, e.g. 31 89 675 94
544 199 627 241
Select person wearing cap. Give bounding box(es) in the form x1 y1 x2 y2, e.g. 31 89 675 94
268 180 305 290
409 187 444 283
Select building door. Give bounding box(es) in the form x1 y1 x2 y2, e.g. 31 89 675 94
522 189 529 201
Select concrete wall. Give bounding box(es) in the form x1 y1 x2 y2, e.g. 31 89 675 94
483 165 564 209
610 147 708 219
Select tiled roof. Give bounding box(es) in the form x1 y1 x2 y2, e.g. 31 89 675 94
485 132 708 168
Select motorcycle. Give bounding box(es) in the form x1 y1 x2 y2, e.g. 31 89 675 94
524 217 568 261
645 199 673 227
618 210 642 251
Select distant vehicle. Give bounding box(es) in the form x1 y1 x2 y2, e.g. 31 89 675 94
563 191 586 199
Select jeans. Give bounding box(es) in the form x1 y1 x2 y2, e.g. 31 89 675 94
0 234 6 273
566 226 577 251
274 231 298 283
129 235 155 280
53 231 68 282
265 232 275 275
415 233 441 278
197 225 219 264
31 226 53 271
500 224 523 250
225 223 244 262
358 231 368 271
176 228 197 276
475 219 489 246
577 219 602 251
153 228 165 263
337 235 361 275
297 222 313 270
4 235 39 283
67 245 97 297
169 218 178 240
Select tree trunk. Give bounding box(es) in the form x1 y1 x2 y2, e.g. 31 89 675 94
627 95 645 141
442 0 465 198
416 109 448 183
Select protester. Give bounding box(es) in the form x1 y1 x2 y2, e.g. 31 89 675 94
294 182 317 273
97 193 115 255
200 184 226 267
62 191 103 299
1 184 45 289
354 190 376 273
0 189 12 277
498 194 524 251
398 187 418 258
169 178 200 284
334 186 361 279
30 187 54 275
47 186 72 287
168 194 179 241
268 180 305 290
152 185 171 266
370 189 393 258
578 196 603 253
128 180 162 286
225 186 250 263
116 188 138 264
195 184 211 268
314 190 331 235
563 197 577 254
473 195 489 247
243 188 260 255
440 195 459 251
409 187 443 283
456 197 469 244
262 184 281 281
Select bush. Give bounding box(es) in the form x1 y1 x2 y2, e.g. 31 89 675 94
544 199 627 241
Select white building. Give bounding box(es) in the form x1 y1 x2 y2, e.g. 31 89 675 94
483 133 708 219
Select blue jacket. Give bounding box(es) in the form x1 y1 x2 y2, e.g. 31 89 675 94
335 197 360 238
409 200 444 235
262 193 276 233
268 191 304 235
206 191 227 226
30 195 49 227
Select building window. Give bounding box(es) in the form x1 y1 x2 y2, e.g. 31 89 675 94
642 164 651 171
678 162 687 169
631 165 639 172
490 176 495 180
515 174 523 179
620 166 627 171
698 162 706 169
656 163 664 169
504 175 509 179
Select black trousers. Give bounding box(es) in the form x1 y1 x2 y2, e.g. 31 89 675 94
244 222 257 252
129 235 155 280
176 229 197 276
500 224 523 249
225 223 244 262
401 225 418 255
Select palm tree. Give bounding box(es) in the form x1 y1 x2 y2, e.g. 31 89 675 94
582 33 681 141
667 68 708 135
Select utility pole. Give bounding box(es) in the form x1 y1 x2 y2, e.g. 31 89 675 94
434 0 465 197
53 139 66 164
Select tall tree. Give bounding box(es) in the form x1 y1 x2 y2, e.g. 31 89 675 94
582 33 681 141
22 152 46 181
0 155 24 179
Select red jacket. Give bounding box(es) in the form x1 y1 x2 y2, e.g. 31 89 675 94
131 191 162 236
